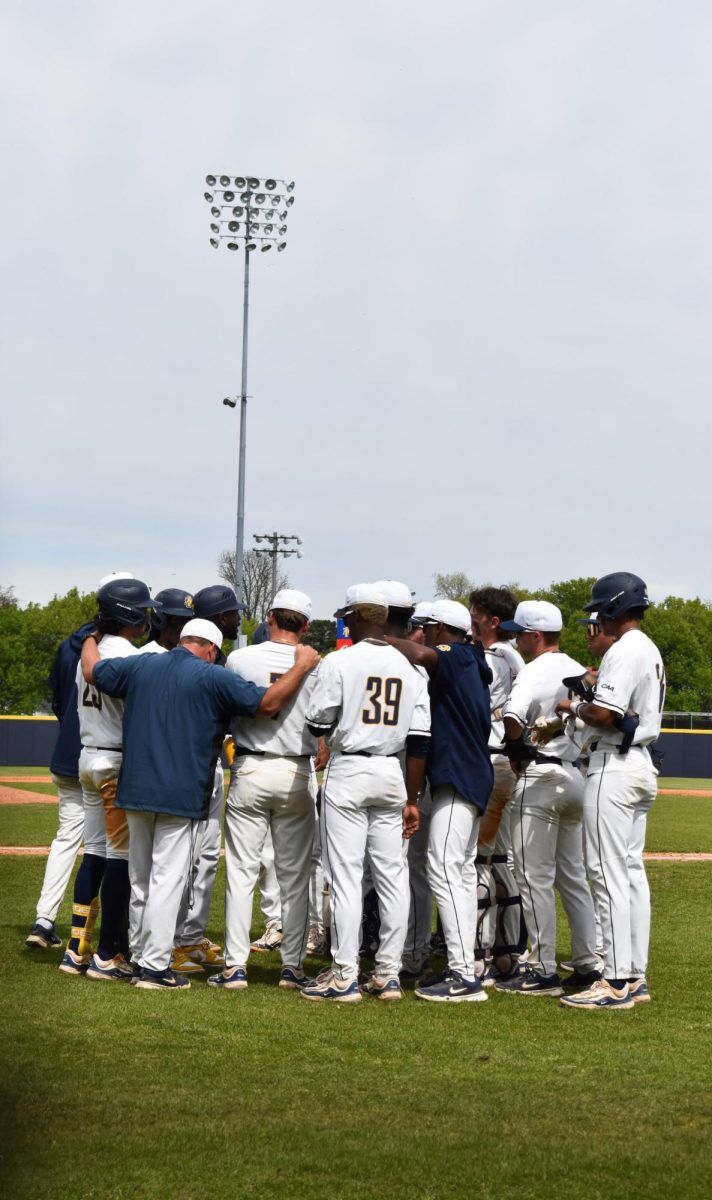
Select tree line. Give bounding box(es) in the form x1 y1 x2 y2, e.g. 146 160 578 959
1 573 710 715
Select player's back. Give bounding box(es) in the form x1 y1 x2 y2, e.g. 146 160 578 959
310 640 430 756
76 634 138 749
227 640 317 756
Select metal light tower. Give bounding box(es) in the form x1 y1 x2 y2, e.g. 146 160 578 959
203 173 296 606
253 533 303 602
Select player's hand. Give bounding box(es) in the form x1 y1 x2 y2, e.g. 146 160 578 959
314 740 330 771
555 699 572 717
294 644 320 673
530 716 564 746
402 803 420 839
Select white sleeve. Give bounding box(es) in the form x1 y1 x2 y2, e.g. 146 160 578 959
305 655 342 732
593 644 631 716
225 648 245 675
408 672 431 737
503 668 533 728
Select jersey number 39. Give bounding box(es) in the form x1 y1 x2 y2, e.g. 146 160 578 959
362 676 402 726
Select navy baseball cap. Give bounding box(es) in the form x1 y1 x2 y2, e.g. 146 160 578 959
193 585 246 618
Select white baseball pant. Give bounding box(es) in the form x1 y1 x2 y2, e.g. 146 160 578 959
127 810 196 973
308 812 325 934
258 828 282 925
583 747 657 981
174 762 224 946
402 784 433 974
35 775 84 925
224 755 315 969
510 762 598 977
321 755 409 982
78 748 128 860
476 758 521 968
427 786 481 978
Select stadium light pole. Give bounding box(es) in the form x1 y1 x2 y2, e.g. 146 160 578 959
204 173 296 607
253 532 303 602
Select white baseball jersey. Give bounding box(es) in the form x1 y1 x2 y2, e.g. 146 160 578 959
485 640 525 748
138 641 167 655
227 641 318 756
588 628 665 750
306 640 431 755
504 650 586 763
76 634 138 749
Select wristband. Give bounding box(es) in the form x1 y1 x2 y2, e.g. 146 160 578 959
569 700 583 719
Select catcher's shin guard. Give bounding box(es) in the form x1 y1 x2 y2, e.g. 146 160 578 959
475 854 496 963
492 855 527 959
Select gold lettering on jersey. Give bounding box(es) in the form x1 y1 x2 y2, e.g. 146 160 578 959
437 644 451 652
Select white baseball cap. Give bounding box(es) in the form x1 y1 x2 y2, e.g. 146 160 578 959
411 601 434 626
180 618 224 649
426 599 472 634
98 571 134 588
500 600 562 633
270 589 312 621
334 583 388 619
372 580 414 609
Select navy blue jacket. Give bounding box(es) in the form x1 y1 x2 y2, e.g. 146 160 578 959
93 646 264 820
48 623 96 777
427 641 493 812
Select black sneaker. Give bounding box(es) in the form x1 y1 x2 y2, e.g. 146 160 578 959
566 967 603 988
26 923 63 950
133 967 190 990
494 964 564 996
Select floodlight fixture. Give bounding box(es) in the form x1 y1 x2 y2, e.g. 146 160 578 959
286 181 295 192
279 225 287 235
223 396 237 408
220 175 231 187
261 243 271 252
228 221 240 232
264 223 274 234
265 179 277 190
227 241 240 250
211 206 220 217
223 190 235 202
204 191 214 202
210 223 219 233
232 206 244 217
206 174 217 186
277 242 287 251
285 196 294 207
246 241 257 251
240 191 251 203
210 237 219 249
255 192 266 204
247 176 259 188
235 176 246 188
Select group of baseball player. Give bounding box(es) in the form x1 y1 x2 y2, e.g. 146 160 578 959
26 567 664 1009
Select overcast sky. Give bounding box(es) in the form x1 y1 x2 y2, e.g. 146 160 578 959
1 1 710 618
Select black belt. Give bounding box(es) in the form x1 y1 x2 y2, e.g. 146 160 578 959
233 748 311 759
488 747 505 757
339 751 399 758
88 746 123 753
533 753 562 766
589 741 647 755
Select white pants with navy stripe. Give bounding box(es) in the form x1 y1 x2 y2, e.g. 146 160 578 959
174 763 224 946
224 755 315 969
510 762 598 977
321 755 409 982
427 786 481 978
35 774 84 925
127 810 195 973
402 784 433 974
584 747 657 980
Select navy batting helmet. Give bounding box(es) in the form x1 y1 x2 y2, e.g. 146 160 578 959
151 588 195 632
193 585 246 619
97 578 159 627
583 573 649 620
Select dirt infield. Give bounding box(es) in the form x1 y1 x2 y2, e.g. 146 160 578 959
1 775 53 783
0 787 57 805
658 788 712 796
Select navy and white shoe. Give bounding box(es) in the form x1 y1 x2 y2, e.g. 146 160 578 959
482 963 520 989
58 948 91 976
26 922 63 950
415 970 488 1003
86 953 134 982
566 967 603 989
279 967 314 991
559 979 634 1010
133 967 191 990
361 974 402 1001
300 970 361 1003
628 978 651 1005
207 966 248 991
494 965 563 996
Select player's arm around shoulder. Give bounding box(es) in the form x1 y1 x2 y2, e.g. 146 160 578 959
258 643 320 718
305 649 342 736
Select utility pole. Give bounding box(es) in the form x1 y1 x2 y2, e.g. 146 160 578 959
252 532 303 602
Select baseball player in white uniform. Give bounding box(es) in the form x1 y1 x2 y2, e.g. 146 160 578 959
557 573 664 1010
209 590 319 991
496 601 599 997
59 577 158 981
469 587 526 983
302 584 431 1002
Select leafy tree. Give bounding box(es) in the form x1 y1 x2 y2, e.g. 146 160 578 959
0 584 17 609
0 587 98 714
217 549 288 621
303 619 336 655
432 571 475 603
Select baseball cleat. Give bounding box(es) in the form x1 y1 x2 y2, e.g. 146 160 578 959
559 979 634 1010
58 948 92 976
482 963 520 988
565 967 603 989
26 922 63 950
494 966 563 997
305 925 327 956
279 966 315 990
86 953 134 982
300 970 361 1003
628 978 651 1004
415 970 488 1003
207 966 248 990
360 974 402 1001
133 967 191 990
250 922 283 952
172 939 225 972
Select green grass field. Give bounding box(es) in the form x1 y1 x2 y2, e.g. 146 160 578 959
1 776 711 1199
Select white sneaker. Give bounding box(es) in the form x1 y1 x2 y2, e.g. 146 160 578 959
305 925 327 955
250 922 283 952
